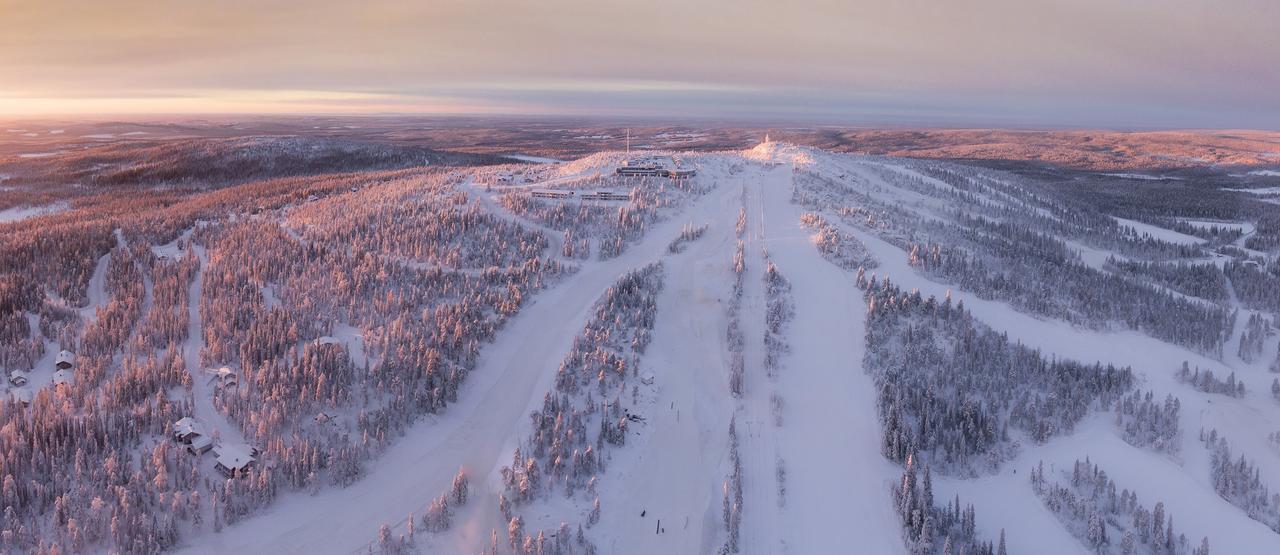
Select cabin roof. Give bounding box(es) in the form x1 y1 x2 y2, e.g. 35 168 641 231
52 369 74 385
215 444 256 469
55 350 75 367
174 417 205 437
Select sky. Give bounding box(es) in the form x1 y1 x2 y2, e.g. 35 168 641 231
0 0 1277 128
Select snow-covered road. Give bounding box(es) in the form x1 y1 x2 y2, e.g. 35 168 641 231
183 246 248 450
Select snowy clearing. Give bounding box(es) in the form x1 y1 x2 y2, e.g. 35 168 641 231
0 201 69 223
1112 216 1204 245
503 154 564 164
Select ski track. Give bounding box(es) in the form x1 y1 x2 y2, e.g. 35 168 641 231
593 206 736 554
737 181 785 554
755 163 905 555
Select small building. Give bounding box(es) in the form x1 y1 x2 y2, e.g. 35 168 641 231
616 163 666 177
531 190 575 200
173 417 205 444
213 367 237 388
214 444 257 477
310 338 346 357
8 370 28 387
51 369 74 387
580 191 631 201
616 154 696 179
667 167 697 179
55 350 75 370
312 336 342 348
10 388 31 406
187 435 214 455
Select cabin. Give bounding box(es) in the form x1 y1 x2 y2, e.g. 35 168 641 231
187 435 214 455
312 336 343 348
10 388 31 406
209 367 237 388
8 370 28 387
51 369 74 387
173 417 205 443
311 337 346 356
214 444 257 477
55 350 75 370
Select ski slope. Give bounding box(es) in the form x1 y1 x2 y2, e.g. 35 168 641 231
753 161 904 554
591 211 736 554
179 144 1280 554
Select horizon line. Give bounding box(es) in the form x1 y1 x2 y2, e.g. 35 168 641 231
1 112 1276 134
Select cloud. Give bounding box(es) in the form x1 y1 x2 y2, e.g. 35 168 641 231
0 0 1275 127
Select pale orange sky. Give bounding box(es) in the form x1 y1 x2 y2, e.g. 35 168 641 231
1 0 1277 126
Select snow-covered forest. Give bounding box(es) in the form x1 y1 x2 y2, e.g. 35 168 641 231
1 136 1278 554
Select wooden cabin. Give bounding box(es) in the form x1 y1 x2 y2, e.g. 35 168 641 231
55 350 75 370
188 435 214 455
173 417 205 443
51 369 74 387
212 367 238 388
214 444 257 477
10 388 31 406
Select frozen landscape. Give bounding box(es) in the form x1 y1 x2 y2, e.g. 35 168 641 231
3 0 1278 551
1 124 1279 554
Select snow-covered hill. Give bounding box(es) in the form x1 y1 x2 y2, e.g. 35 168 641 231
202 144 1277 554
4 140 1278 555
